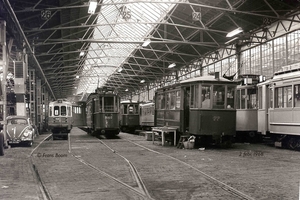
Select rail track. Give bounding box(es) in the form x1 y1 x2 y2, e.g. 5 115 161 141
29 133 154 200
123 138 255 200
73 131 255 200
29 129 255 200
29 134 53 200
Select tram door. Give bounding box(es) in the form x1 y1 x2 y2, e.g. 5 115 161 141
183 87 190 132
258 84 270 135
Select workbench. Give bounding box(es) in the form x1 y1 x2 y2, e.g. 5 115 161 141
152 126 177 146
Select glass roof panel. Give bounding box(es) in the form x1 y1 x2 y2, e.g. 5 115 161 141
77 0 178 94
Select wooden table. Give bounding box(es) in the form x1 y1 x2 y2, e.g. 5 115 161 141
152 127 177 146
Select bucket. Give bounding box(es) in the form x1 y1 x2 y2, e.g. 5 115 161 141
183 141 194 149
145 132 152 141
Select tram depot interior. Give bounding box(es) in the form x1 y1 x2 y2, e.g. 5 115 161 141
1 1 300 148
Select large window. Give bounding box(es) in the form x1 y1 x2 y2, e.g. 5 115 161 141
251 46 261 75
241 50 251 74
261 41 273 79
274 36 287 72
287 30 300 65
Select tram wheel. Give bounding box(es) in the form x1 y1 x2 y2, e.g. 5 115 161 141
248 131 256 138
288 137 300 150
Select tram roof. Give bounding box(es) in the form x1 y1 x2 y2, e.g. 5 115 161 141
180 74 235 84
1 0 300 101
121 100 139 104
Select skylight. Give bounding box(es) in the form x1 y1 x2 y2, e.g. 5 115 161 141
76 0 177 94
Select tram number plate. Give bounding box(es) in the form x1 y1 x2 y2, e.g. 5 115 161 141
213 116 220 121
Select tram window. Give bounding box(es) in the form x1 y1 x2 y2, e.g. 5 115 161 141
166 93 170 110
123 105 128 114
115 97 119 112
161 94 165 109
227 86 235 109
269 86 273 108
104 97 114 112
61 106 67 116
213 85 225 109
241 89 246 109
176 91 180 109
248 88 257 109
135 104 139 114
155 95 160 109
94 99 99 112
190 85 199 108
236 90 241 109
129 105 133 113
275 86 292 108
294 85 300 107
191 86 195 108
258 87 262 109
170 92 176 110
275 87 283 108
68 106 71 116
286 86 292 108
54 106 60 116
201 85 211 109
128 105 137 114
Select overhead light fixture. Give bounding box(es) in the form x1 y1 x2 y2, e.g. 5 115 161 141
117 67 123 72
142 39 151 47
76 75 80 79
88 0 97 14
168 63 176 68
140 79 145 83
79 51 85 57
125 88 128 91
225 37 239 45
226 27 243 37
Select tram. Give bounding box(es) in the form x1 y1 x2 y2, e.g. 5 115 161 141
86 87 120 137
139 102 155 131
119 100 140 133
48 99 73 139
155 73 237 146
258 65 300 149
235 74 261 142
72 101 86 128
